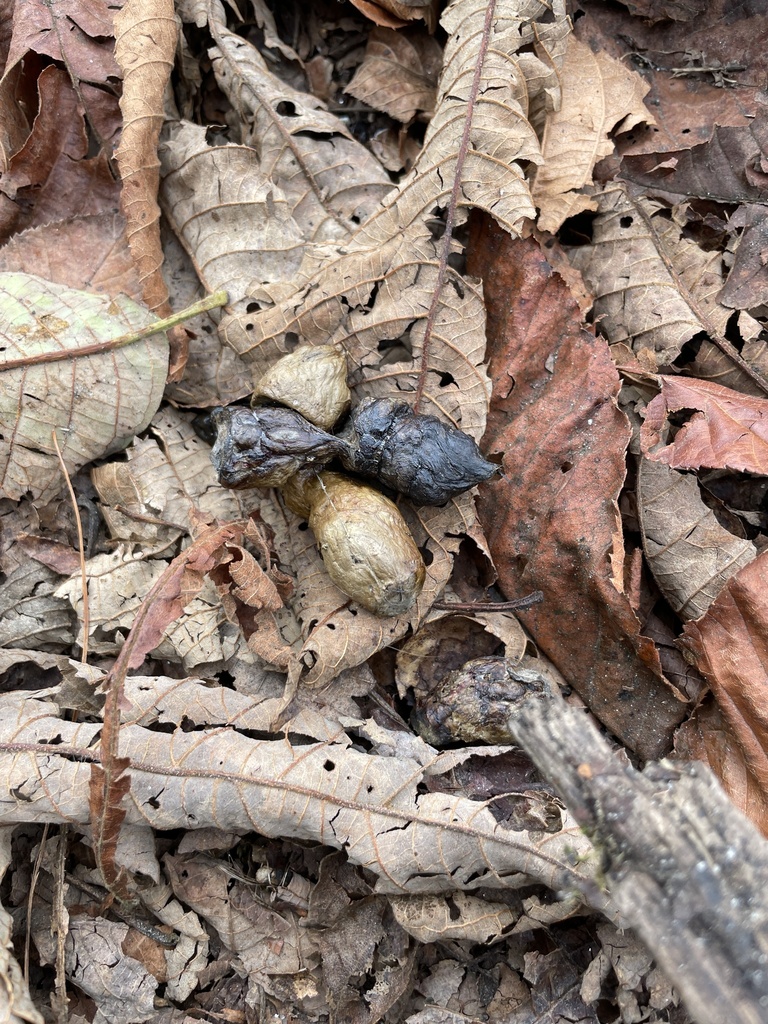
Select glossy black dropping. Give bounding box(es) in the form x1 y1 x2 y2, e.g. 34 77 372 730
209 406 350 489
342 397 497 505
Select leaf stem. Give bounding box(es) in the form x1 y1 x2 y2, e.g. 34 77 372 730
0 289 228 372
414 0 497 411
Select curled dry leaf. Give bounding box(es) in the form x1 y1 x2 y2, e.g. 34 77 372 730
114 0 177 315
0 693 605 903
346 27 443 122
391 892 515 943
531 35 652 233
637 459 755 621
0 273 168 503
568 184 761 370
641 375 768 473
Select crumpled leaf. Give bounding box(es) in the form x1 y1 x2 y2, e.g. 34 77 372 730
208 0 392 244
677 552 768 837
568 185 761 369
346 27 443 122
114 0 177 315
57 918 157 1023
0 693 604 901
165 854 317 980
641 375 768 474
0 273 168 503
637 458 756 621
91 407 249 548
531 34 652 233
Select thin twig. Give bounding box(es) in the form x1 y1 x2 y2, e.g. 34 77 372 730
434 591 544 613
414 0 497 410
52 430 89 662
0 290 228 372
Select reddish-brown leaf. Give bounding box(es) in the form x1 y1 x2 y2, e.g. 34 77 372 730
675 696 768 838
88 761 133 904
677 552 768 835
641 375 768 473
469 217 686 759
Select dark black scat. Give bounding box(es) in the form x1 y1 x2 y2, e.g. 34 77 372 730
210 406 350 489
342 397 497 506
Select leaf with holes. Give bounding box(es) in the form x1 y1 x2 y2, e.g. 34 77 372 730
0 273 168 503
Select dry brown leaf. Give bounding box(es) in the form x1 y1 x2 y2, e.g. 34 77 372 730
637 459 756 621
678 552 768 836
0 693 604 902
0 273 169 503
470 220 685 759
675 696 768 839
207 1 392 241
346 27 443 122
0 213 142 300
114 0 177 315
166 854 317 981
54 527 255 671
349 0 438 30
568 185 761 369
531 35 652 233
391 892 515 943
55 918 157 1022
92 407 249 548
641 375 768 474
0 560 73 650
0 67 121 240
159 123 310 305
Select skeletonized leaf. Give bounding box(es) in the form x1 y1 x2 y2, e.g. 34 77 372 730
0 273 168 503
531 35 652 233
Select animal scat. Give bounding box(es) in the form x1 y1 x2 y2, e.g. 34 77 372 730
251 344 351 430
340 397 497 505
282 471 426 617
209 406 351 489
